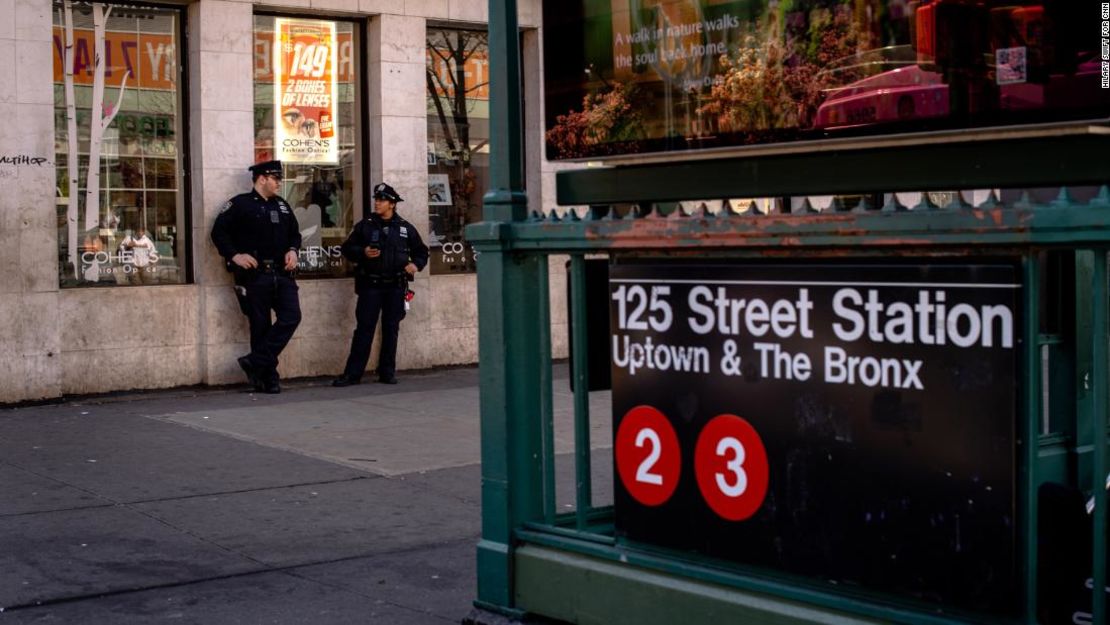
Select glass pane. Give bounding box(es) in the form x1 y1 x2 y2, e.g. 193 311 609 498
253 16 361 279
144 157 176 189
426 27 489 275
52 1 187 287
543 1 1110 160
113 157 144 189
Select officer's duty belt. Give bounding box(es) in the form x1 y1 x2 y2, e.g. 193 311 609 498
257 260 292 275
362 274 406 286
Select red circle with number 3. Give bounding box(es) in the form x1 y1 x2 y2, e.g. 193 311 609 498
615 405 681 507
694 414 769 521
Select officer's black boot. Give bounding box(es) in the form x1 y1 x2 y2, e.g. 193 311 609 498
261 368 281 394
238 356 264 391
331 375 360 387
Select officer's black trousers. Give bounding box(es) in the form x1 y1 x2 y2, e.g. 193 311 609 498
240 272 301 378
342 284 405 381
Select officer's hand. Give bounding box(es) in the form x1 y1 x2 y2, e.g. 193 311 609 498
232 253 258 270
284 250 299 271
364 247 381 259
404 263 417 276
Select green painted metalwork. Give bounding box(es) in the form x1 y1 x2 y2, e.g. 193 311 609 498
556 133 1110 206
538 264 556 526
515 545 892 625
569 254 594 530
487 190 1110 254
1038 433 1071 486
1090 251 1108 623
474 2 1110 623
1078 252 1096 491
1021 254 1042 622
474 248 547 613
473 0 538 616
513 540 982 625
485 0 525 218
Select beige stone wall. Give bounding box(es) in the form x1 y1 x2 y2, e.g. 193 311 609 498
0 0 567 403
0 0 62 403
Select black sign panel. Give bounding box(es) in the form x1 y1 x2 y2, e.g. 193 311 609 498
610 261 1019 616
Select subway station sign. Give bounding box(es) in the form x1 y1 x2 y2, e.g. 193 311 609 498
610 261 1020 616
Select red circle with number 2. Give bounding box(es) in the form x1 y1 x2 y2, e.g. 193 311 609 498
695 414 769 521
615 405 681 506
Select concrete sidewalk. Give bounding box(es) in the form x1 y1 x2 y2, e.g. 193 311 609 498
0 365 613 624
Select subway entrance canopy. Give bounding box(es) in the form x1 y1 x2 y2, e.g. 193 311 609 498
468 0 1110 624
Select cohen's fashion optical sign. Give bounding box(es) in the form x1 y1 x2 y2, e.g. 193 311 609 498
274 17 339 164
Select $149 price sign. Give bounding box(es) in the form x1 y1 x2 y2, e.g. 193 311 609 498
615 406 769 521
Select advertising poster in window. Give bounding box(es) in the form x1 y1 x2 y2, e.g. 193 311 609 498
274 18 338 164
254 16 361 280
543 1 1110 161
610 261 1019 617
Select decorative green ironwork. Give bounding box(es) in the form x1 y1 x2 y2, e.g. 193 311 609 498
475 3 1110 624
1090 250 1108 624
1022 254 1042 621
569 254 594 530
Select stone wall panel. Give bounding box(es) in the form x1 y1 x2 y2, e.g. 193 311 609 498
0 0 14 41
15 0 49 42
62 344 203 395
20 227 58 293
195 0 253 53
0 39 15 104
405 0 448 20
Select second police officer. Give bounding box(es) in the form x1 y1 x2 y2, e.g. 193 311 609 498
332 183 428 386
211 160 302 394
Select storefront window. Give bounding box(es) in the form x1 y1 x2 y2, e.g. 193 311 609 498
52 1 187 287
426 27 490 275
253 15 362 279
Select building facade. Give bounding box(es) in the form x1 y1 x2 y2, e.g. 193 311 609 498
0 0 568 404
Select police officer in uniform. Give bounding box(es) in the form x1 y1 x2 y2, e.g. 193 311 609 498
211 160 302 394
332 183 428 386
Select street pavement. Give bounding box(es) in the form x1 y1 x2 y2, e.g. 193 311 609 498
0 365 613 624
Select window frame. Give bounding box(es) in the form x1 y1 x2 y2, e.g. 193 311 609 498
51 0 193 288
252 10 369 280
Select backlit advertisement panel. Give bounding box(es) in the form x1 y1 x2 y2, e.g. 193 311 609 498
543 1 1110 160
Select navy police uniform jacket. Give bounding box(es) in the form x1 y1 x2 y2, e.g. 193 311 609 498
211 191 302 280
341 213 429 291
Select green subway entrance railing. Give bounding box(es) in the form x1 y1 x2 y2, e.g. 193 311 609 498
470 2 1110 624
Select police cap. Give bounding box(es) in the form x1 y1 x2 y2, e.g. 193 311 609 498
248 160 283 179
373 182 403 203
